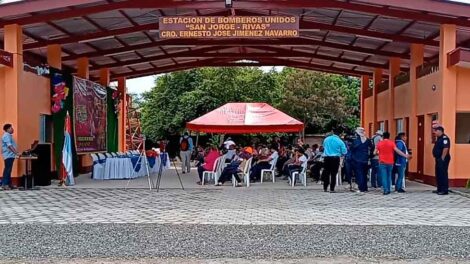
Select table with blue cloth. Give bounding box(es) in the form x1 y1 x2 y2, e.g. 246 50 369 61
97 153 169 180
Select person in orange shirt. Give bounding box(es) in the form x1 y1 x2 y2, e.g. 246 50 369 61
375 132 411 195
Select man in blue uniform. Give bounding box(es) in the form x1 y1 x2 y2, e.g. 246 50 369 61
432 126 450 195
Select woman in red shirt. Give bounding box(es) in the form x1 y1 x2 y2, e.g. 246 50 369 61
197 146 220 185
375 132 410 195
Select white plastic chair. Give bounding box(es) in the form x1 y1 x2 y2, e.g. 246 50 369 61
238 157 253 187
261 156 278 183
90 153 105 180
214 155 228 184
290 163 308 187
202 157 221 185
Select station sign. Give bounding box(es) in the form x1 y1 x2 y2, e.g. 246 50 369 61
159 16 299 39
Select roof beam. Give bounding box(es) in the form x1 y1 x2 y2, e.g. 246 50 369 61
96 47 393 71
111 57 376 80
0 0 103 18
2 0 470 27
63 38 411 61
24 23 157 50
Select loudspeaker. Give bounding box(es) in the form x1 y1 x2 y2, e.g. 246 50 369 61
31 143 52 186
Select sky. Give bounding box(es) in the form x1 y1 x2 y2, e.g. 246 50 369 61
126 66 283 94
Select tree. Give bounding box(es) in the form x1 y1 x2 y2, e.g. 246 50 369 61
277 70 360 134
141 67 360 140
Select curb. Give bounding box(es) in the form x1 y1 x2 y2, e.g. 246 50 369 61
450 189 470 199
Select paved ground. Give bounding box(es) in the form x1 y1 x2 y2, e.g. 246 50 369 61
1 168 470 263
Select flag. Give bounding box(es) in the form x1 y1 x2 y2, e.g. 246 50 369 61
62 111 75 186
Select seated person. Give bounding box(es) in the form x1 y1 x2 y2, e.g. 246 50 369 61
284 148 308 179
309 146 324 182
249 147 272 182
225 144 236 163
216 156 243 187
197 146 220 185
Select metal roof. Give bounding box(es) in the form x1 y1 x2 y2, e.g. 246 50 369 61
1 0 470 79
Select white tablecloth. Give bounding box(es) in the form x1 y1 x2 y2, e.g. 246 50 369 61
94 155 169 180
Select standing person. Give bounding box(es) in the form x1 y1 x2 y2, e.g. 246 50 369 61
432 126 451 195
179 132 194 174
321 128 347 193
223 137 236 150
2 124 19 190
370 130 383 188
375 132 410 195
350 127 373 193
395 132 410 192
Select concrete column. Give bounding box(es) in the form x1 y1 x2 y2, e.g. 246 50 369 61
76 57 89 79
47 44 62 69
360 75 369 129
99 68 110 86
117 77 127 151
2 24 23 179
409 44 424 174
388 57 401 137
439 24 457 178
372 68 383 132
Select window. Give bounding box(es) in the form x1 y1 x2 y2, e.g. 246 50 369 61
456 113 470 144
379 121 385 132
39 114 53 143
396 119 404 134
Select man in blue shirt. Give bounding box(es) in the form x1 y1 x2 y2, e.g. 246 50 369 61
395 132 409 193
2 124 19 190
321 127 347 192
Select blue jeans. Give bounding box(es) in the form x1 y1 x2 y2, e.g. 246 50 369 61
352 161 368 192
379 163 393 194
2 158 15 187
370 159 380 188
395 165 406 191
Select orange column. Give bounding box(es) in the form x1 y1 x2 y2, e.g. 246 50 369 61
76 57 89 79
372 68 383 132
409 44 424 174
2 24 23 179
99 68 110 86
117 77 127 151
388 57 401 137
360 75 369 128
47 44 62 69
439 24 457 179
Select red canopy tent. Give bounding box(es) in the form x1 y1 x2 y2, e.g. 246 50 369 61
186 103 304 134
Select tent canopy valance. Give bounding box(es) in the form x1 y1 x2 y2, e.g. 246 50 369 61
186 103 304 134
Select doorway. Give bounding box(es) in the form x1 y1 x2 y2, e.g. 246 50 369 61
417 115 425 177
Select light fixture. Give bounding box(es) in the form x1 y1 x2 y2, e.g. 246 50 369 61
225 0 233 8
78 35 115 43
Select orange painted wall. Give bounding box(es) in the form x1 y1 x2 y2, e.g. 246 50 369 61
416 72 441 116
0 71 51 176
456 67 470 112
376 90 390 123
454 145 470 179
364 97 374 136
394 83 412 118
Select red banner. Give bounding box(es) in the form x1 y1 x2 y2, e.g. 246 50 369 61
159 16 299 39
73 76 107 153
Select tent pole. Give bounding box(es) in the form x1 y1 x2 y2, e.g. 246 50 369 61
195 132 200 149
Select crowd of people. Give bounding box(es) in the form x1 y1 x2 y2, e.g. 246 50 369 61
177 124 451 195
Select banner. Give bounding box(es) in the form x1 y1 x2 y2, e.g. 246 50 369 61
159 16 299 39
73 76 107 153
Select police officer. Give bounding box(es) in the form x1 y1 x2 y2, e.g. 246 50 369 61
432 126 450 195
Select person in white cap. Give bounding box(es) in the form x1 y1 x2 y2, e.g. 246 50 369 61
370 130 383 188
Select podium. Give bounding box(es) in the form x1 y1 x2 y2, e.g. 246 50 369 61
18 155 38 190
